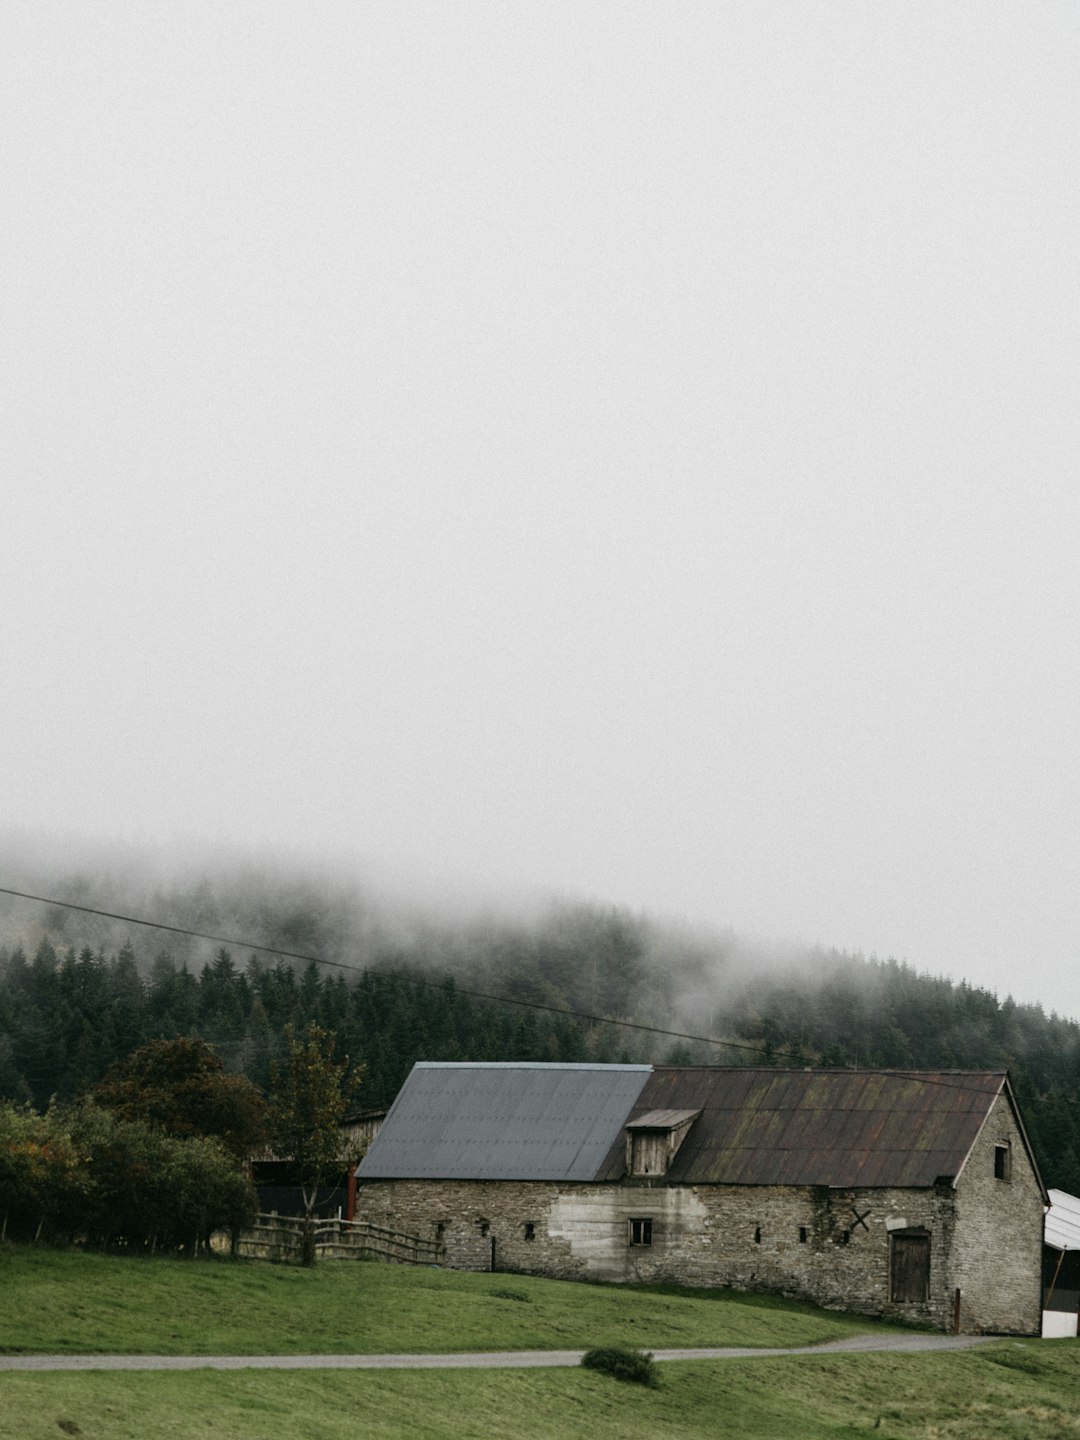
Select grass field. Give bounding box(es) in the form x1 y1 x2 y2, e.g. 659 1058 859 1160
2 1347 1080 1440
0 1246 897 1356
2 1248 1079 1439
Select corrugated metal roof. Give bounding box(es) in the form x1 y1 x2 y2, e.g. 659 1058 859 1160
359 1063 1022 1192
357 1062 651 1182
594 1068 1009 1188
1046 1189 1080 1252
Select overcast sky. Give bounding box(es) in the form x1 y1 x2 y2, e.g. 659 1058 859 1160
2 4 1077 1013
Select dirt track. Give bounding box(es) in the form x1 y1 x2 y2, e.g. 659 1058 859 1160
0 1333 998 1372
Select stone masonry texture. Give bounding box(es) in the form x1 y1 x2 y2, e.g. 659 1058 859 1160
357 1093 1042 1334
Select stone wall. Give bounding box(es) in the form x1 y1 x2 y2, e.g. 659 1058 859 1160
359 1179 583 1279
948 1091 1044 1335
359 1176 958 1326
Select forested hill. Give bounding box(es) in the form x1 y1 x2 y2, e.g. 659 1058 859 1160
0 868 1078 1190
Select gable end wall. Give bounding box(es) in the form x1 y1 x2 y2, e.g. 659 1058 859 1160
949 1091 1043 1335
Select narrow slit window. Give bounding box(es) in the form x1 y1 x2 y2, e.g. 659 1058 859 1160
754 1226 762 1244
523 1222 535 1241
629 1217 653 1247
799 1226 808 1243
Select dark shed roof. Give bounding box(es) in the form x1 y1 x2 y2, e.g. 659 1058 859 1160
594 1068 1011 1188
357 1062 651 1182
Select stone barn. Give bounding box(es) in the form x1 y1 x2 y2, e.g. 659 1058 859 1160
356 1062 1046 1335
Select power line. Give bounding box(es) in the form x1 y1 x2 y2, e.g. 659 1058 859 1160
0 886 336 970
0 882 1016 1092
0 883 759 1055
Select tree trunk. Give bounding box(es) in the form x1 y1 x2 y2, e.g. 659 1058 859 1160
300 1184 318 1266
301 1213 316 1267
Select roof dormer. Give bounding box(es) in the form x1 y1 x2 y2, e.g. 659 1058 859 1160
625 1108 701 1178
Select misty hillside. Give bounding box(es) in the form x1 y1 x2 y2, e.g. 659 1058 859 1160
1 851 1079 1191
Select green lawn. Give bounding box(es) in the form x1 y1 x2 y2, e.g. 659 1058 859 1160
2 1347 1080 1440
3 1248 1079 1439
0 1246 900 1356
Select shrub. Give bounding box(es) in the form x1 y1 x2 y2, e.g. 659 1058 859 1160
0 1103 85 1243
61 1101 256 1253
581 1345 659 1387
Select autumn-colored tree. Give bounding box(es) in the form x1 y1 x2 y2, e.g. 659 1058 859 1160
90 1036 266 1159
0 1106 46 1240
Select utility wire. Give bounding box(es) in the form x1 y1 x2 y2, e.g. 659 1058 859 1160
0 882 1013 1089
0 883 758 1054
0 885 337 970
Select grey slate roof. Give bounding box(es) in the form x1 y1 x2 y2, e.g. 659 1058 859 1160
357 1062 651 1182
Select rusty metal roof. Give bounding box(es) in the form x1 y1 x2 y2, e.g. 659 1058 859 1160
357 1062 651 1182
594 1068 1010 1187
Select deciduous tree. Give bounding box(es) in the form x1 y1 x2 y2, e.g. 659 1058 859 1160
90 1036 266 1159
266 1022 359 1263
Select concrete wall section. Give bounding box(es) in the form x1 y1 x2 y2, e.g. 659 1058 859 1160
1042 1310 1078 1338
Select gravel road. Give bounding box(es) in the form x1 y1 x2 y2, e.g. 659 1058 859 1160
0 1333 998 1372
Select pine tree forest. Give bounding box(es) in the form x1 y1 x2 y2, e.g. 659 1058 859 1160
1 900 1079 1194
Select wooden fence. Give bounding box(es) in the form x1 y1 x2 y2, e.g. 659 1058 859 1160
235 1213 445 1266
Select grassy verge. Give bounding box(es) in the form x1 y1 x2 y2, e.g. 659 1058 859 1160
1 1345 1080 1440
0 1246 904 1356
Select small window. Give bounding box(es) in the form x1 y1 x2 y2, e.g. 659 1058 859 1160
523 1222 535 1242
478 1220 490 1237
994 1144 1011 1182
799 1226 808 1244
754 1226 761 1244
434 1222 445 1238
629 1217 653 1247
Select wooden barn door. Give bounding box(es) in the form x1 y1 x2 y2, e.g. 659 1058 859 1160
890 1232 931 1303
